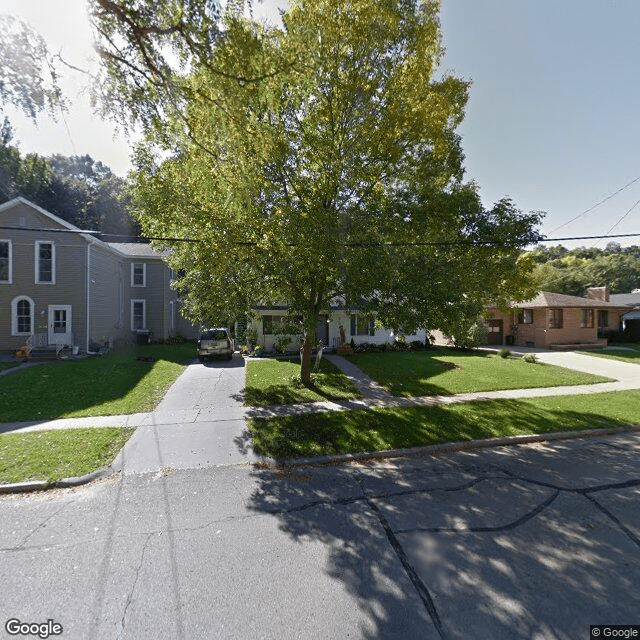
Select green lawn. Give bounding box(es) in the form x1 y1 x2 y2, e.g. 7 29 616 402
0 427 134 484
0 342 194 422
248 390 640 459
578 344 640 365
345 349 609 397
0 362 19 372
244 358 361 406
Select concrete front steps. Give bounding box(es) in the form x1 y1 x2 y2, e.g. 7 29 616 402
26 346 73 361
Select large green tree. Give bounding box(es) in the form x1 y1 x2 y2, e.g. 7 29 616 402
94 0 542 383
0 14 64 122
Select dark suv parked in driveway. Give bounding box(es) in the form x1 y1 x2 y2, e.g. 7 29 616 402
197 328 234 362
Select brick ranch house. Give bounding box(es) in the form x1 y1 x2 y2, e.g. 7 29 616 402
484 287 629 349
0 197 196 355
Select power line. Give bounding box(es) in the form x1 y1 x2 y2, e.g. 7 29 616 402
548 174 640 234
4 225 640 246
602 198 640 238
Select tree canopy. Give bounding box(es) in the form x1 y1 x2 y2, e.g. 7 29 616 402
0 14 64 122
529 244 640 295
0 132 138 239
94 0 542 382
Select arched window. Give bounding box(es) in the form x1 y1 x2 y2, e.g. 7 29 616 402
11 296 34 336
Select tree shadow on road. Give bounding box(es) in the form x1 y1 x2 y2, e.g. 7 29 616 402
244 423 640 639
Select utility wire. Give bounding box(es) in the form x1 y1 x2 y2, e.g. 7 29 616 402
603 198 640 237
3 225 640 246
549 174 640 234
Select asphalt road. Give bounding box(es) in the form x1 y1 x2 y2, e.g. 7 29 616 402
1 432 639 640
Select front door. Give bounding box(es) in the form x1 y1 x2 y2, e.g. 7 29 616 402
48 305 73 346
486 319 503 345
316 315 329 346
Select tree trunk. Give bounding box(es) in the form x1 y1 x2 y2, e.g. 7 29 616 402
300 329 314 386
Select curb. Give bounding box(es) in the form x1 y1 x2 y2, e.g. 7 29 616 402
0 464 118 495
266 424 640 468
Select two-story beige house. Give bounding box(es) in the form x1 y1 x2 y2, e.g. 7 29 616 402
0 197 196 354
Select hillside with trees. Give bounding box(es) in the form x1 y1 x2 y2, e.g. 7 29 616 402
0 122 138 239
529 243 640 296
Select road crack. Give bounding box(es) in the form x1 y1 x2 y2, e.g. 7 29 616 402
394 490 560 535
116 532 153 640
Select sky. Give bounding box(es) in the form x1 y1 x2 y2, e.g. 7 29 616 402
1 0 639 249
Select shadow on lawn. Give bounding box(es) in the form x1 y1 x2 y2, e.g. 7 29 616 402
244 416 640 638
0 343 195 424
244 358 359 406
246 399 632 460
243 381 345 406
346 348 494 396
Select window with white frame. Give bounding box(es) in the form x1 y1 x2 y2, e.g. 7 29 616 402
350 314 375 336
131 299 146 330
131 262 146 287
35 241 55 284
11 296 34 335
0 240 11 283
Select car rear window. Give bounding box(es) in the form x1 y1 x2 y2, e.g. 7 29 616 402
200 329 228 341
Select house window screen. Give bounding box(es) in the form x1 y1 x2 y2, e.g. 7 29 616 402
518 309 533 324
53 309 67 333
350 315 375 336
598 310 609 328
17 299 32 333
132 263 146 286
581 309 594 328
263 315 280 335
132 300 146 330
0 241 10 282
37 242 53 283
548 309 563 329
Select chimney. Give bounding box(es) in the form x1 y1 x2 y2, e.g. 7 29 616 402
585 286 610 302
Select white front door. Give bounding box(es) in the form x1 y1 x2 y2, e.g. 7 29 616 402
48 305 73 346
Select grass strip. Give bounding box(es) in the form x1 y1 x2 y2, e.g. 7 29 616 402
244 358 361 406
577 346 640 365
0 427 134 484
345 349 609 397
0 343 193 422
248 390 640 459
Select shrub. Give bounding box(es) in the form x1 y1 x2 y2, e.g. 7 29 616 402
449 319 488 350
253 344 264 356
498 348 511 359
410 340 425 351
274 336 292 354
522 353 539 364
392 335 409 351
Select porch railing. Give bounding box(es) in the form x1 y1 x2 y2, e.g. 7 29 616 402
26 332 75 357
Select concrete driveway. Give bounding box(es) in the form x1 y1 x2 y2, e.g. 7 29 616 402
118 354 261 473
